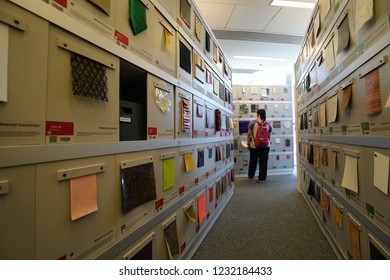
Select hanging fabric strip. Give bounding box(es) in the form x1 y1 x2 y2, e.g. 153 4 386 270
129 0 148 35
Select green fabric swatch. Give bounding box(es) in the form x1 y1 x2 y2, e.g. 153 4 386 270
129 0 147 35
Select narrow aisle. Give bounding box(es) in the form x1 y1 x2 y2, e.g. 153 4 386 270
192 174 337 259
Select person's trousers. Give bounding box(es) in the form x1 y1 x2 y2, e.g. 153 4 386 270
248 147 270 181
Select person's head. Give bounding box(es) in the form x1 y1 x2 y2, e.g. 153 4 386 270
257 109 266 121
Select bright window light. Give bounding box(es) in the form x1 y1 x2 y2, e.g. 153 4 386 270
233 55 287 62
271 0 315 9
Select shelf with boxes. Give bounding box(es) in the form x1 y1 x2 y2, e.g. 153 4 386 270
232 85 295 176
295 0 390 259
0 0 235 260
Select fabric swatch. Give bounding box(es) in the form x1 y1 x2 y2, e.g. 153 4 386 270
321 148 329 166
327 94 338 123
336 14 350 54
365 69 382 115
163 157 175 191
179 41 191 74
341 155 358 193
184 204 196 224
205 31 211 52
321 192 330 212
373 151 389 195
197 193 207 223
340 85 352 110
164 28 173 53
181 98 191 133
129 0 147 35
180 0 191 28
333 204 343 230
197 149 205 168
71 52 108 101
355 0 374 32
215 109 221 132
163 219 179 259
70 174 98 221
194 12 202 42
208 186 214 203
349 221 361 259
183 153 194 172
120 162 156 214
88 0 110 15
130 240 153 260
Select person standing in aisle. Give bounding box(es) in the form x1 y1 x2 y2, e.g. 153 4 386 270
247 109 272 183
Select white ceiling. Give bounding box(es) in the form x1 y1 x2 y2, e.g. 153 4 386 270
193 0 316 84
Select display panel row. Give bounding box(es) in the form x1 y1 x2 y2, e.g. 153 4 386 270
299 139 390 235
300 164 390 260
39 0 232 86
0 13 233 146
233 85 292 101
0 144 234 259
298 43 390 137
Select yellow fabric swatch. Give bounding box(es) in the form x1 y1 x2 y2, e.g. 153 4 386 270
184 153 194 172
163 157 175 191
349 221 361 259
164 28 173 53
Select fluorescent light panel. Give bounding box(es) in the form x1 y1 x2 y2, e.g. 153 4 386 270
271 0 315 9
233 55 287 62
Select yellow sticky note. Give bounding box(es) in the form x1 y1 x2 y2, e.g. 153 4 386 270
163 157 175 191
184 153 194 172
70 174 98 221
164 28 173 53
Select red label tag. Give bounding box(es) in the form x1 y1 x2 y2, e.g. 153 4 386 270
195 178 199 185
148 127 157 136
155 198 164 209
46 121 74 136
179 186 185 195
115 30 129 46
53 0 67 8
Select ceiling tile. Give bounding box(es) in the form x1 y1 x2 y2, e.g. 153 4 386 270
195 2 234 29
226 5 280 31
264 7 313 35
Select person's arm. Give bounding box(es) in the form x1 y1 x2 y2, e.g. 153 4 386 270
247 122 253 150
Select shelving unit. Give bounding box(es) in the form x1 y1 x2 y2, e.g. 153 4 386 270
295 0 390 259
232 85 294 176
0 0 234 260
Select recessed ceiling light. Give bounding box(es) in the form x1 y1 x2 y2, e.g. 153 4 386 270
270 0 315 9
234 55 287 62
